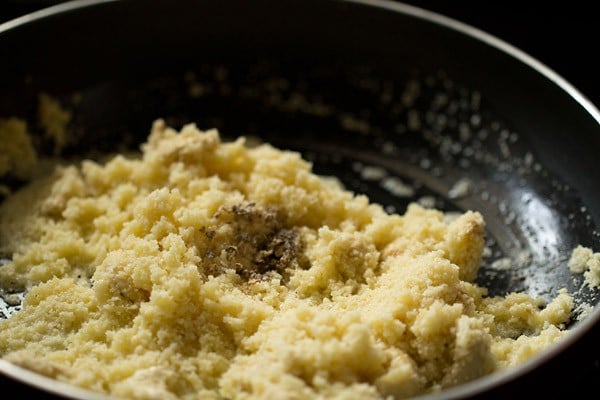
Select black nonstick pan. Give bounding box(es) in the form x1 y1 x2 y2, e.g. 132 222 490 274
0 0 599 399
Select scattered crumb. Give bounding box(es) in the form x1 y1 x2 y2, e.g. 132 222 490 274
340 113 370 134
380 176 415 198
490 257 512 271
448 177 473 199
574 303 595 321
417 195 436 209
360 165 388 181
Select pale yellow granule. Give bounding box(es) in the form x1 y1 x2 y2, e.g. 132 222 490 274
0 120 575 400
0 118 38 180
38 92 72 154
568 245 600 288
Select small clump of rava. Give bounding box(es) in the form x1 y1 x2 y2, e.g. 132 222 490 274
568 245 600 289
37 92 72 154
0 118 38 182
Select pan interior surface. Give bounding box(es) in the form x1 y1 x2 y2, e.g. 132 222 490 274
1 0 599 399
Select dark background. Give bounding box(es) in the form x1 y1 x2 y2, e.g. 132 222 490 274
1 0 599 108
1 1 598 399
3 0 598 108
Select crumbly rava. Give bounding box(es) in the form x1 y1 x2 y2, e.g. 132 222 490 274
0 120 574 400
568 245 600 289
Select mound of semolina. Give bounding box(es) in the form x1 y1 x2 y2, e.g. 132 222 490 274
0 120 573 400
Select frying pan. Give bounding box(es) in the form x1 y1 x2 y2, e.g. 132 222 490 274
1 0 599 398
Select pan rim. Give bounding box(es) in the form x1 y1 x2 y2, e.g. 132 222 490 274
1 0 599 399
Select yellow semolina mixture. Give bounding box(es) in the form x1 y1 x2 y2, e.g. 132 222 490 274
0 120 575 400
